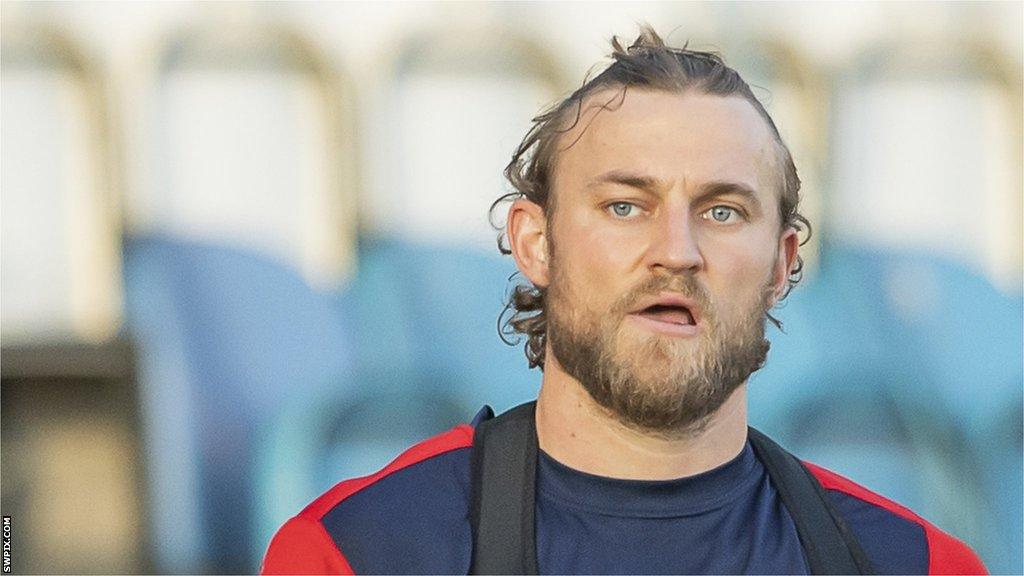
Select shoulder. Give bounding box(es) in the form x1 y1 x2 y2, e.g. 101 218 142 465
803 461 987 575
261 423 476 575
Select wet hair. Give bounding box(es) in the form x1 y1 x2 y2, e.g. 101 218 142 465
491 24 811 369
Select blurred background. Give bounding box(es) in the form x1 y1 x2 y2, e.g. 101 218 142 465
1 1 1021 574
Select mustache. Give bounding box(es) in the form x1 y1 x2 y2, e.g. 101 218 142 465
612 274 713 316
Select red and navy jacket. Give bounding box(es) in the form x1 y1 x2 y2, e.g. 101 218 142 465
262 418 986 575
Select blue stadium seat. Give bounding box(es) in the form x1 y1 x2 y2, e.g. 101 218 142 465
767 366 979 528
866 251 1022 433
842 248 1023 572
380 240 540 413
974 399 1023 574
888 252 1021 572
750 245 894 434
754 242 1022 439
123 234 355 572
750 245 993 552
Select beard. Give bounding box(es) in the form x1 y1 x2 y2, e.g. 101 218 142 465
546 265 773 438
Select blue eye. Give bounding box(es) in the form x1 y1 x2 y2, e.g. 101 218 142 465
705 205 737 223
609 202 637 218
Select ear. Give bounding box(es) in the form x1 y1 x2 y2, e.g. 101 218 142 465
771 226 800 305
507 198 550 288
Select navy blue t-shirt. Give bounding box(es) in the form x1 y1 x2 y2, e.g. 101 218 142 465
536 442 809 574
264 414 985 574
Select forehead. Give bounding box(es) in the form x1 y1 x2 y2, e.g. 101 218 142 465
552 88 779 198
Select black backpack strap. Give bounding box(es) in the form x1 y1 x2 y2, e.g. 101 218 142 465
748 427 875 575
468 406 872 575
469 401 540 575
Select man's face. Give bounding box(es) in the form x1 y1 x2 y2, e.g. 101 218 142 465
542 89 796 436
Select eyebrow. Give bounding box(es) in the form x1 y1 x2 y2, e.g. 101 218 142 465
587 169 765 213
587 169 666 194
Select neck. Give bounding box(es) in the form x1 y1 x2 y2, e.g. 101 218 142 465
535 349 749 481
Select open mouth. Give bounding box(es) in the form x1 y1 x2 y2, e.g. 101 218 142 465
636 303 695 326
627 295 700 337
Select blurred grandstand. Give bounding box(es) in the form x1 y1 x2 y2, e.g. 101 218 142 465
1 2 1021 574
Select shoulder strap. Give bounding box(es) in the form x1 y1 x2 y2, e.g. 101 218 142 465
469 406 872 575
748 427 875 575
469 401 539 575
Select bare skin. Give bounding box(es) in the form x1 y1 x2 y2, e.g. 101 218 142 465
507 89 799 480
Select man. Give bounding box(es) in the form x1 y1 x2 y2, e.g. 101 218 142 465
262 27 985 575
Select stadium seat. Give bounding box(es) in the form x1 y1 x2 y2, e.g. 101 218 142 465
750 244 990 546
377 240 539 413
123 234 355 572
975 400 1023 574
846 247 1023 571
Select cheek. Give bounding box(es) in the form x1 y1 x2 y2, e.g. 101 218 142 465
553 212 643 299
699 229 778 303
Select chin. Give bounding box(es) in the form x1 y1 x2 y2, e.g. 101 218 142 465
613 344 701 385
619 326 701 360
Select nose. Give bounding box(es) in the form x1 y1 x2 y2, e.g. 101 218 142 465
646 207 704 273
